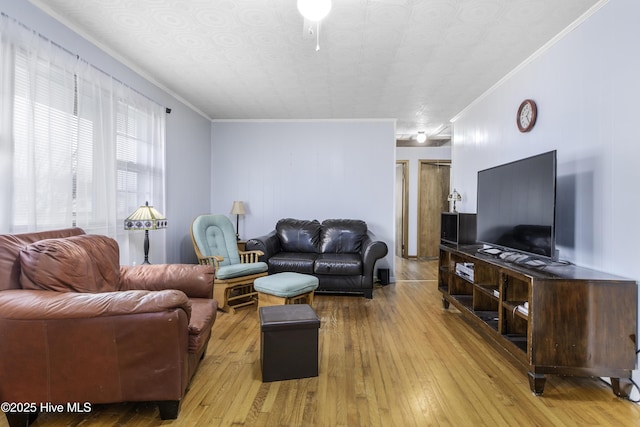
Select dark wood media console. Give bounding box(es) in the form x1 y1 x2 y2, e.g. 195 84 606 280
438 243 637 396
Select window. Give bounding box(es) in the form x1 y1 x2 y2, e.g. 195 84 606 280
1 14 166 263
12 50 77 231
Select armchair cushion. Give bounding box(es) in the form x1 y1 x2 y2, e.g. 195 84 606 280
19 235 120 293
216 261 268 280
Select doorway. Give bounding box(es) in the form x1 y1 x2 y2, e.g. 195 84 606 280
395 161 409 258
417 160 450 258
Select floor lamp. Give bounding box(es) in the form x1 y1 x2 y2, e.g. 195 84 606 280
124 201 168 264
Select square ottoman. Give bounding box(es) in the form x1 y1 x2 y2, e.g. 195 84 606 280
259 304 320 382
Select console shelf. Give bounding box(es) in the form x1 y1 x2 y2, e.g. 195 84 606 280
438 243 637 397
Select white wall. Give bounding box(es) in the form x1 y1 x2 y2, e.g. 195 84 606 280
396 146 452 256
211 120 396 279
451 0 639 397
2 0 213 264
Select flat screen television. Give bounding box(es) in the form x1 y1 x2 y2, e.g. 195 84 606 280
476 150 557 260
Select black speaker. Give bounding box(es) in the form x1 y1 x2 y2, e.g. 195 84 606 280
377 268 390 286
441 212 476 245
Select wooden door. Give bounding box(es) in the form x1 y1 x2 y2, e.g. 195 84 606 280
418 161 450 258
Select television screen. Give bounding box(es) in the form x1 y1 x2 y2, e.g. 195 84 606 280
476 150 557 259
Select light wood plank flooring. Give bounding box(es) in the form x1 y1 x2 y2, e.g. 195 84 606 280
6 257 640 426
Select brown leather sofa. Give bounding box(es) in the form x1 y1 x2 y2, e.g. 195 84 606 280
0 228 217 426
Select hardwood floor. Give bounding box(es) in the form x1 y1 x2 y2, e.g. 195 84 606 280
6 257 640 426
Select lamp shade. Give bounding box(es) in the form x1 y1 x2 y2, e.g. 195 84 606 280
447 189 462 203
297 0 332 21
230 201 246 215
416 132 427 143
124 201 168 230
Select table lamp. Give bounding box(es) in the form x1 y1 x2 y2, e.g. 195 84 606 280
447 189 462 213
124 201 167 264
230 201 246 241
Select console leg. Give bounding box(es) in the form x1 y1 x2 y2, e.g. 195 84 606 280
442 297 450 309
611 377 633 398
528 372 546 395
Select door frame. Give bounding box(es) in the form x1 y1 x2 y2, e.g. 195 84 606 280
395 160 409 258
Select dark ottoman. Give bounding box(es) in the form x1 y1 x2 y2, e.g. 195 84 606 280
259 304 320 382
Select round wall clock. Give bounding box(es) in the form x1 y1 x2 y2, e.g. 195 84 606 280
517 99 537 132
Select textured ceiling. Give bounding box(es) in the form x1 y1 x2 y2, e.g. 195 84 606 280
28 0 601 143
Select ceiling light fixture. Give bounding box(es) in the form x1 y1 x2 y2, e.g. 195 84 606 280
297 0 332 51
416 132 427 143
297 0 332 22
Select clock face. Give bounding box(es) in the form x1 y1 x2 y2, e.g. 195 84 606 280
517 99 537 132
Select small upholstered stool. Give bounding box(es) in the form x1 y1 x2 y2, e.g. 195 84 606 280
254 272 319 308
259 304 320 382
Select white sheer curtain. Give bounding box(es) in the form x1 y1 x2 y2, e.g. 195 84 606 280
0 16 15 230
1 16 77 231
115 83 167 265
74 61 118 237
0 14 166 265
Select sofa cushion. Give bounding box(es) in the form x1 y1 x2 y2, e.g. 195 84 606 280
268 252 317 274
276 219 321 253
314 253 362 276
320 219 367 253
19 234 121 293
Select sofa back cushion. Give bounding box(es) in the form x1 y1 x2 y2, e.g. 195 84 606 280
19 234 121 293
320 219 368 253
276 219 321 253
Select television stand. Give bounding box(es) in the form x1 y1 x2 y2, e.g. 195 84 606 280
438 243 637 396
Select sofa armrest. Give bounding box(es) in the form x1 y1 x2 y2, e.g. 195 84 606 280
246 230 280 261
120 264 214 299
361 234 389 278
0 289 191 320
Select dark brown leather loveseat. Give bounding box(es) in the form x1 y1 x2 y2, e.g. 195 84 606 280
0 228 217 426
246 219 388 298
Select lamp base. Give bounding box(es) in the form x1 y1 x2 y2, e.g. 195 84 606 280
142 229 151 265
